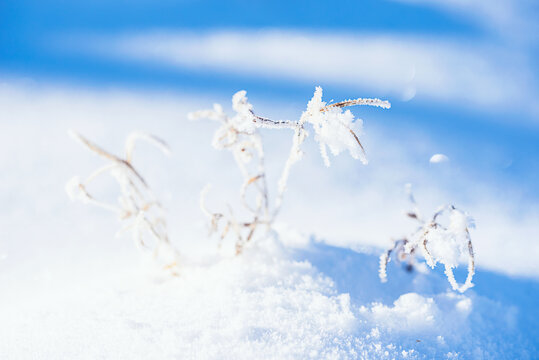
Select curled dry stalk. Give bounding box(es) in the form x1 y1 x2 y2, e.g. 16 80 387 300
379 184 475 293
192 92 271 254
190 86 390 254
66 131 181 275
378 239 416 284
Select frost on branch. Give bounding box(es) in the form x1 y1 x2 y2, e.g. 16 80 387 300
190 91 270 254
66 131 180 275
189 87 390 254
302 86 390 167
378 239 415 283
379 185 476 293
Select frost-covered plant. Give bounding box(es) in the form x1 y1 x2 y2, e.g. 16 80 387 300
379 184 475 293
66 131 180 275
190 87 390 254
192 91 271 254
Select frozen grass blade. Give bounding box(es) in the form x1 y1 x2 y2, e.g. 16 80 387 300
190 86 390 253
379 185 476 292
66 131 180 275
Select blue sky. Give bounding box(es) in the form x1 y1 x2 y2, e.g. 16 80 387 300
1 0 538 201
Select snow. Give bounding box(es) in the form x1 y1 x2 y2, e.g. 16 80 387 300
430 154 449 163
2 234 536 359
0 82 537 359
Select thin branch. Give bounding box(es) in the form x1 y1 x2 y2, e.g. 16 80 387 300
380 190 476 293
67 131 179 274
321 98 391 111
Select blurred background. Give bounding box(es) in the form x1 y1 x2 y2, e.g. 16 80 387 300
0 0 538 277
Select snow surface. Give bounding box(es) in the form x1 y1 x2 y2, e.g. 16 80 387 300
0 82 537 359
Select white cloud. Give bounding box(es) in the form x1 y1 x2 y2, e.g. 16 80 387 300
78 30 537 121
392 0 538 44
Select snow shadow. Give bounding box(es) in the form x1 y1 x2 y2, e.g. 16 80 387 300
293 240 539 342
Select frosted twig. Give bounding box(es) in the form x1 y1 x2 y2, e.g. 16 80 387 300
378 239 414 283
321 98 391 111
249 110 295 129
191 86 390 254
66 131 180 275
379 185 476 292
125 132 170 163
443 228 475 292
